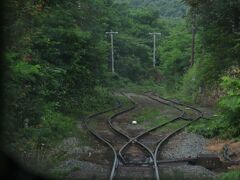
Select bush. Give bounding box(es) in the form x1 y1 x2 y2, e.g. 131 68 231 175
102 72 132 89
187 117 228 138
77 86 116 115
42 111 74 138
17 109 74 146
218 76 240 137
180 52 220 103
180 64 200 102
188 75 240 138
220 170 240 180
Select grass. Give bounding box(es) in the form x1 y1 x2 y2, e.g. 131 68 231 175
133 108 163 123
118 80 196 108
219 170 240 180
155 120 189 134
77 86 116 116
132 107 189 133
87 93 134 129
133 107 169 127
119 80 165 94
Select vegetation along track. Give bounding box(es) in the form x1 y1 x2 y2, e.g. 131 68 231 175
84 92 205 180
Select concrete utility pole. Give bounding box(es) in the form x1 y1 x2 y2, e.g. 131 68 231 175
191 25 196 67
106 30 118 73
149 32 161 68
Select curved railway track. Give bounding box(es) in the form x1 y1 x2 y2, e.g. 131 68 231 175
83 100 123 180
144 92 203 165
84 92 205 180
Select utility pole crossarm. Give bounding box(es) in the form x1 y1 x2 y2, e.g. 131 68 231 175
106 30 118 73
106 32 118 34
149 32 161 35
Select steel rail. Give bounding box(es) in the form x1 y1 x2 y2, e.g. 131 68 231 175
84 92 204 180
118 93 185 165
84 93 160 180
148 92 202 115
83 100 123 180
84 93 158 180
109 93 191 180
143 92 203 179
107 93 158 179
117 92 192 171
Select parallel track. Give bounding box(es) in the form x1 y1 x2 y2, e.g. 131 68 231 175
144 92 203 168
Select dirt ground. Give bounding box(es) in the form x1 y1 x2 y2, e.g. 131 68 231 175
206 138 240 170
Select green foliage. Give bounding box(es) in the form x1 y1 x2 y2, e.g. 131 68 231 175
11 61 41 80
8 103 75 147
177 0 240 109
117 56 147 81
102 72 133 89
2 1 240 176
114 0 188 18
120 79 165 95
3 0 112 135
220 170 240 180
2 3 119 174
218 76 240 137
188 76 240 138
184 0 240 81
5 52 42 81
77 86 116 115
109 4 166 82
180 64 199 102
187 117 227 138
133 108 164 124
180 52 216 102
220 76 240 97
157 20 192 89
42 109 74 138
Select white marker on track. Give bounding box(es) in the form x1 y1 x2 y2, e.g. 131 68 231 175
132 121 137 125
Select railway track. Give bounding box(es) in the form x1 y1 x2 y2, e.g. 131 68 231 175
144 92 203 165
84 92 205 180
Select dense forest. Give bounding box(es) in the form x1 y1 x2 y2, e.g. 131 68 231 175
1 0 240 179
114 0 188 17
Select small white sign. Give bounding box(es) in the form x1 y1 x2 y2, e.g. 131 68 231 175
132 121 137 125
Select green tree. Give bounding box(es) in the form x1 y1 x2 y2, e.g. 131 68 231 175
158 20 192 87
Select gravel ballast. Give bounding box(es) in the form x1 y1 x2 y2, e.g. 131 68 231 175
160 132 210 159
